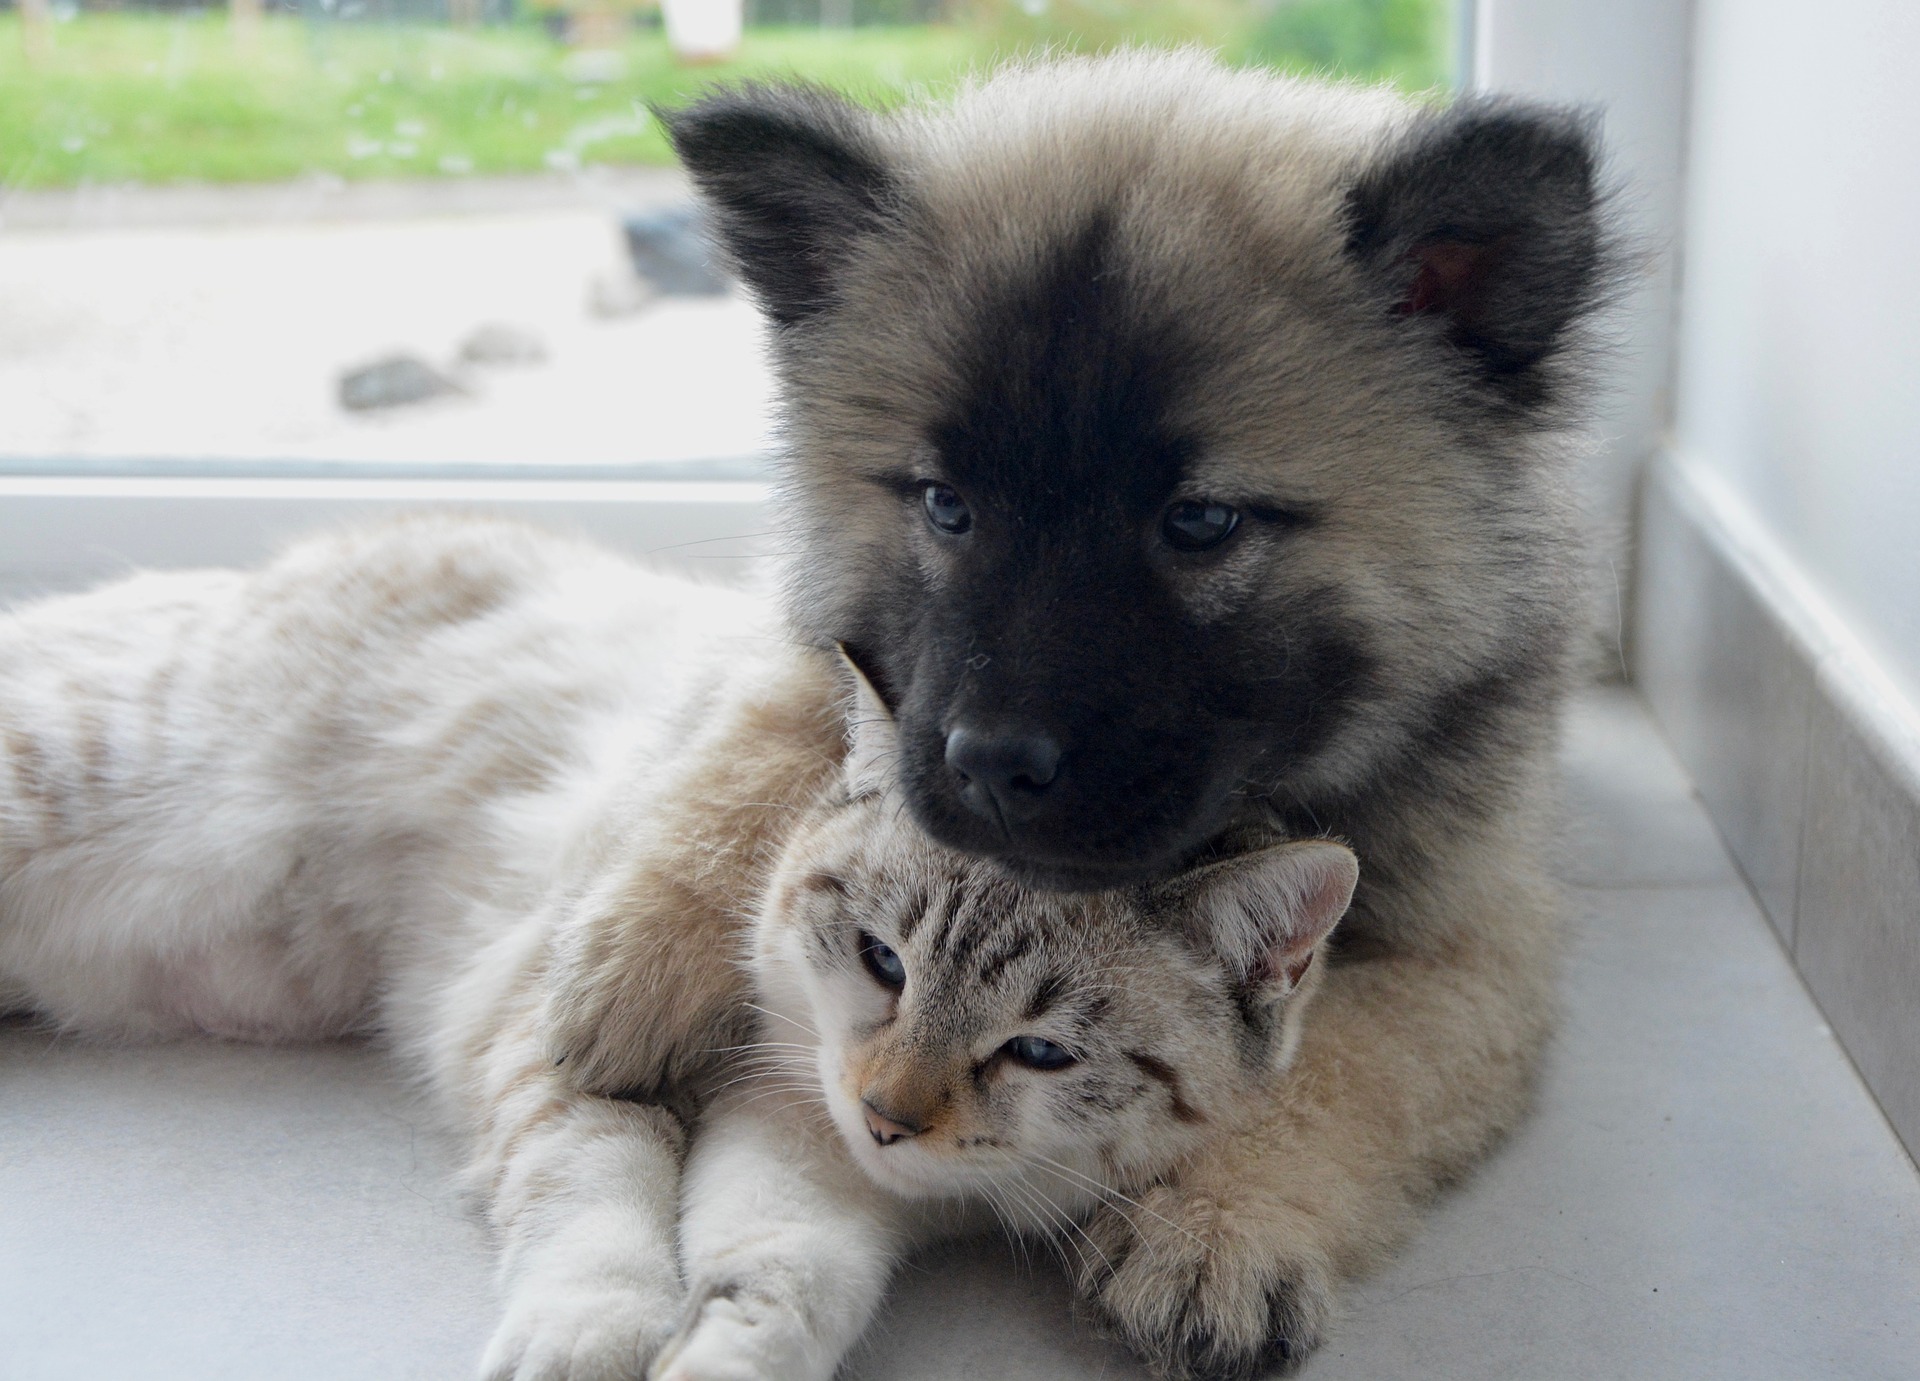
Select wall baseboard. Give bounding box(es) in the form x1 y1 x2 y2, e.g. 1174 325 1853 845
1636 452 1920 1165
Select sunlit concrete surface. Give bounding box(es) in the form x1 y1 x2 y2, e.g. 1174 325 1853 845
3 694 1918 1380
0 187 775 472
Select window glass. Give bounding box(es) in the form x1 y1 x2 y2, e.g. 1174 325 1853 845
1 0 1458 478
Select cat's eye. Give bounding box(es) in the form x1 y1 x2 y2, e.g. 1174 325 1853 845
858 932 906 990
1162 499 1240 552
1003 1035 1076 1071
922 483 973 535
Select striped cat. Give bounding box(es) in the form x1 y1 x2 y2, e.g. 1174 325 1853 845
0 515 1357 1381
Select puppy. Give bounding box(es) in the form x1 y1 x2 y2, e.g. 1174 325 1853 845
559 50 1617 1378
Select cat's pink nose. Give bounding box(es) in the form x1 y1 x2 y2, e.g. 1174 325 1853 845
861 1099 923 1146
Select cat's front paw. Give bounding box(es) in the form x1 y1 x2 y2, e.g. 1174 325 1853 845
481 1283 676 1381
647 1281 818 1381
1074 1184 1333 1380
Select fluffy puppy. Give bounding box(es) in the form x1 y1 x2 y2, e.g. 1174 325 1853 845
556 50 1618 1378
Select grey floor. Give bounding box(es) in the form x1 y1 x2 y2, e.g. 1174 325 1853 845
4 688 1918 1381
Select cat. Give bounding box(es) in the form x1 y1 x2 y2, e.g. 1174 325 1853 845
557 49 1614 1374
0 514 1357 1380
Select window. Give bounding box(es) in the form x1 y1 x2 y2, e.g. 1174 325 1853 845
0 0 1458 595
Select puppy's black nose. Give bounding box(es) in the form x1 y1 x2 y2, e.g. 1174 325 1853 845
945 725 1062 827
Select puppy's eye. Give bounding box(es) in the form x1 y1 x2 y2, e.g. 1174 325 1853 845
1162 500 1240 552
859 932 906 990
922 483 973 535
1003 1035 1076 1071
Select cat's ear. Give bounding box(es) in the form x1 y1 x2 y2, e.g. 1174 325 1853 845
657 83 899 327
1176 840 1358 1005
835 643 898 799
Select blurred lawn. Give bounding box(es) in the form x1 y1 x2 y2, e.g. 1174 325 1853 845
0 3 1450 189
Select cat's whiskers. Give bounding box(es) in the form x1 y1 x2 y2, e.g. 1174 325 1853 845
702 1044 817 1086
973 1180 1039 1278
743 1001 820 1040
1018 1150 1212 1256
704 1039 816 1056
726 1081 833 1115
989 1171 1087 1279
1007 1184 1081 1281
703 1064 813 1100
724 1062 822 1089
975 1150 1112 1281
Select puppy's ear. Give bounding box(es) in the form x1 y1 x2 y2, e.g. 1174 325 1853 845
1345 98 1610 405
657 83 898 326
835 643 898 799
1175 840 1358 1006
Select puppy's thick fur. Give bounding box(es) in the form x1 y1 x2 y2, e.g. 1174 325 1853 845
555 51 1616 1378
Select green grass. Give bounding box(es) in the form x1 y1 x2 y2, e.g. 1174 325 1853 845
0 18 988 186
0 6 1450 190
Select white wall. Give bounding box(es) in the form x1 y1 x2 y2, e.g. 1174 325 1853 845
1630 0 1920 1163
1673 0 1920 709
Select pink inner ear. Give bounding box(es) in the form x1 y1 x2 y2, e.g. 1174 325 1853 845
1249 945 1315 996
1400 240 1487 316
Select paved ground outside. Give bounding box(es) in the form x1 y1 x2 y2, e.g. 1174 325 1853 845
0 172 775 473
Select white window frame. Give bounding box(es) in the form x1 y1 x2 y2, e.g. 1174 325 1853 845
0 473 770 603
